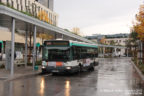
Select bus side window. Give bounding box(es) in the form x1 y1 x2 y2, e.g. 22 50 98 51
94 49 98 57
72 47 77 60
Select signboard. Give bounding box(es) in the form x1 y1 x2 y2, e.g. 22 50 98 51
44 41 69 46
36 43 41 47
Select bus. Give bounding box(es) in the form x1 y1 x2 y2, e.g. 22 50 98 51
41 40 98 74
0 41 3 60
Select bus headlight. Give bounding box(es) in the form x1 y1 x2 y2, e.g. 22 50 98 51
42 66 46 69
66 67 71 70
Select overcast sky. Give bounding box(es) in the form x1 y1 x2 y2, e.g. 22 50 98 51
54 0 143 36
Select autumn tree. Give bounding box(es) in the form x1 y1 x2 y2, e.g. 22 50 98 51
72 27 81 36
131 4 144 60
100 37 106 44
37 33 53 43
133 4 144 41
37 10 52 24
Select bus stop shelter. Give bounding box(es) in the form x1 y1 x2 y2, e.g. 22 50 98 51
0 5 93 77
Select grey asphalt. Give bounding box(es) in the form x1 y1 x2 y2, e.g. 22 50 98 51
0 58 143 96
0 66 41 81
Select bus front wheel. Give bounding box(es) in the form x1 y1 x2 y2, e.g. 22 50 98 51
79 64 83 72
89 63 95 71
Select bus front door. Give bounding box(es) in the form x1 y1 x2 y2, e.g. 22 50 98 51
0 43 2 60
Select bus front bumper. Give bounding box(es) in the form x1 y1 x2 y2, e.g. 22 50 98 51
42 66 80 73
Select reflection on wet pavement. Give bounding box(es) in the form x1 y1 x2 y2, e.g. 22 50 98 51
65 80 71 96
40 77 45 96
0 58 143 96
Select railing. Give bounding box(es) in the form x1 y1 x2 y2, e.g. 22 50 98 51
0 0 58 26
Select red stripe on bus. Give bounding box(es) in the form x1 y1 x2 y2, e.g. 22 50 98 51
56 62 62 66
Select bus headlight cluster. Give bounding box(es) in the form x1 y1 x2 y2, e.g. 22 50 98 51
42 66 46 69
66 67 71 70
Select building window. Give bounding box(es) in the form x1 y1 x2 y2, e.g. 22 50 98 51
48 0 49 8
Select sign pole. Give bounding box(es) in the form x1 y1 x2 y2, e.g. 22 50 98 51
11 18 15 77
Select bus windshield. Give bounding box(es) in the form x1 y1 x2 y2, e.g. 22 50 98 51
42 48 71 61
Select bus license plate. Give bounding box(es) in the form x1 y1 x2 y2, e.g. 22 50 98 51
52 70 59 72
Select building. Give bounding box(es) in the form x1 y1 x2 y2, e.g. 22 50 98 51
104 34 129 46
0 0 57 59
86 33 129 56
36 0 54 11
104 34 129 56
86 33 129 46
0 0 58 26
0 0 57 40
85 34 105 43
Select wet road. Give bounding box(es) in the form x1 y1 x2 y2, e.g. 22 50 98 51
0 58 143 96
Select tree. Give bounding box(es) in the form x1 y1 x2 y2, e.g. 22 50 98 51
133 4 144 41
130 30 138 41
110 40 115 45
37 33 53 43
100 37 106 44
72 27 81 36
37 10 52 24
131 4 144 59
109 40 115 53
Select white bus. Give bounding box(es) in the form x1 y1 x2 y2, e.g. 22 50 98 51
41 40 98 74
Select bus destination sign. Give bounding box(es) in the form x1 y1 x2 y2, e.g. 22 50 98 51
44 41 69 46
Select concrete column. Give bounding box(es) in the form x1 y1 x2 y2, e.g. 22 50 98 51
114 48 117 56
25 27 28 67
103 47 105 58
8 82 13 96
62 34 64 40
11 18 15 77
120 48 122 56
33 25 37 70
127 48 128 57
55 33 57 39
100 47 102 57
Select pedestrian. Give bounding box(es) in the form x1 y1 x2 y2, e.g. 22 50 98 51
9 49 17 60
0 53 2 60
118 51 121 57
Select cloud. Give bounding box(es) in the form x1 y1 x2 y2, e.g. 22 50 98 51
54 0 143 36
81 15 133 36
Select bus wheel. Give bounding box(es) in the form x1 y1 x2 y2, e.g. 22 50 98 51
41 69 47 74
75 66 81 74
89 63 94 71
79 64 83 72
52 73 58 75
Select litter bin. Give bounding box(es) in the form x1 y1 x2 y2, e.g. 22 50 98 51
34 66 39 71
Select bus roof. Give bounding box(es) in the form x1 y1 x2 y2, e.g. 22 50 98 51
44 40 98 48
69 40 98 48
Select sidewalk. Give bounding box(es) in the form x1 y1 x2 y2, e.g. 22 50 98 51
131 60 144 81
0 60 5 65
0 66 41 81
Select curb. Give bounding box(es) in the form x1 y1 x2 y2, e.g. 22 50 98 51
5 71 41 81
131 60 144 81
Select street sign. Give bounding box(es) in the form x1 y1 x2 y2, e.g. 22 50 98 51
36 43 40 47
